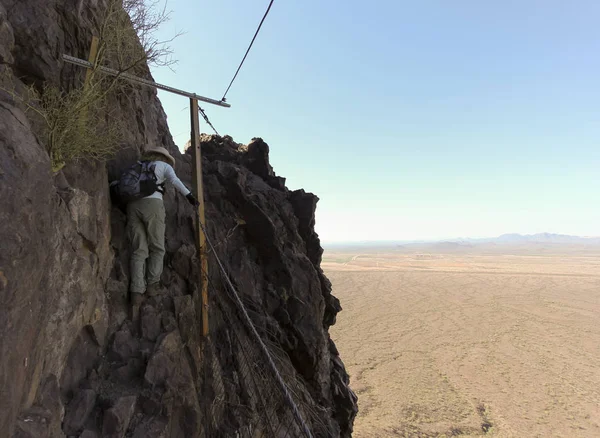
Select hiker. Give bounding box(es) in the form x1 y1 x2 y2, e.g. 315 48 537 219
124 146 199 309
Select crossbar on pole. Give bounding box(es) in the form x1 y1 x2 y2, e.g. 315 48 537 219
62 54 231 108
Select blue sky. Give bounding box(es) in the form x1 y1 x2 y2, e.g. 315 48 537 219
151 0 600 242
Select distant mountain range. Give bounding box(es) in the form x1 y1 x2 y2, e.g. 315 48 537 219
456 233 600 245
324 233 600 249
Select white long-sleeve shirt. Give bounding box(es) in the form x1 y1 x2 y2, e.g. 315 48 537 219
144 161 190 200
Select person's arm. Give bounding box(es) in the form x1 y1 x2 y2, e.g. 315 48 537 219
163 163 199 206
163 163 190 196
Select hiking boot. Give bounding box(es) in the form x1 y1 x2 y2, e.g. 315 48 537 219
130 292 144 322
146 282 162 297
131 292 145 306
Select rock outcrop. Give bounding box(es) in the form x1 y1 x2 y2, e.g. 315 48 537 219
0 0 357 437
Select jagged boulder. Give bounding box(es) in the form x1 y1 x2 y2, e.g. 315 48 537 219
102 395 137 438
62 389 97 435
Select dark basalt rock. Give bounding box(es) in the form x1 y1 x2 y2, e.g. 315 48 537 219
101 395 137 438
62 389 96 436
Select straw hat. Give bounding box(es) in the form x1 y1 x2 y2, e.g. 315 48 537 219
144 146 176 167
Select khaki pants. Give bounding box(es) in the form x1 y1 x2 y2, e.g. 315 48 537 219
127 198 166 294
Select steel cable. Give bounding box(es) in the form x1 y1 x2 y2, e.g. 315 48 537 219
221 0 275 102
197 217 314 438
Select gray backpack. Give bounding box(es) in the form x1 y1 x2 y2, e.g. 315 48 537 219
117 161 164 203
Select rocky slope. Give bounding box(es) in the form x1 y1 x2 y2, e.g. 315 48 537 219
0 1 357 436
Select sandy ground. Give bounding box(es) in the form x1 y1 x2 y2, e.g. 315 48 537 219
326 251 600 437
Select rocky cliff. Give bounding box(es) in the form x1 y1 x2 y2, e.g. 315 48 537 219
0 1 357 437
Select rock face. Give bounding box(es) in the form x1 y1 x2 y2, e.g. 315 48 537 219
0 1 357 437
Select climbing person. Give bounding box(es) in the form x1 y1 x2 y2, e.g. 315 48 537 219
118 146 199 319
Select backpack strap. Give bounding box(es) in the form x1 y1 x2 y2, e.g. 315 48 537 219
145 161 166 195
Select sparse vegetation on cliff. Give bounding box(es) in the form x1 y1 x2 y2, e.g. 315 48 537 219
1 0 178 172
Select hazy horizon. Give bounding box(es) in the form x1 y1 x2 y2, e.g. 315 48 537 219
322 231 600 246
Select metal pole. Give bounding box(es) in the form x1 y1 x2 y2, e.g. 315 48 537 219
78 36 101 146
84 36 100 87
190 98 209 337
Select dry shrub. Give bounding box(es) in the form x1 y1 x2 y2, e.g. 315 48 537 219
41 83 123 172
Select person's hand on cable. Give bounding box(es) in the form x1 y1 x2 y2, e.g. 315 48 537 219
186 193 200 208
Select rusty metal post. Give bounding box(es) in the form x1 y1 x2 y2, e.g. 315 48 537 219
84 36 100 87
190 98 209 336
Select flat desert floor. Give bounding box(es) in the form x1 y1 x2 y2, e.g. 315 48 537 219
325 251 600 437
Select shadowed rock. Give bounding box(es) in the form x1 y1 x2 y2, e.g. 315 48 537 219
102 396 137 438
62 389 96 435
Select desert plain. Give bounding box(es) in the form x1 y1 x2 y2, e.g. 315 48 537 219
326 246 600 437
